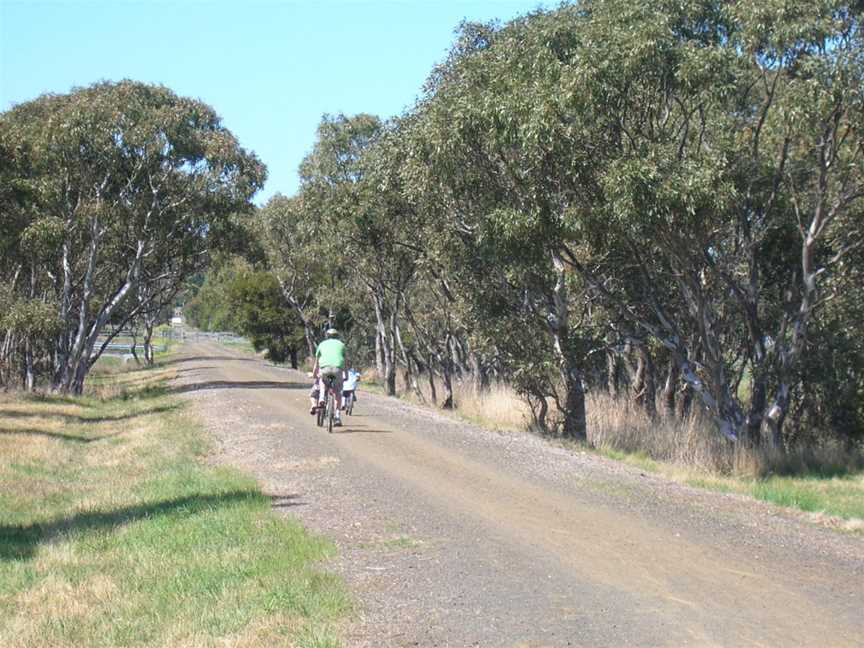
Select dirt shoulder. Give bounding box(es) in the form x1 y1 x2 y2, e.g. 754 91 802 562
176 341 864 647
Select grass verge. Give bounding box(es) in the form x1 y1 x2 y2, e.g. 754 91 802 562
683 473 864 530
0 359 349 647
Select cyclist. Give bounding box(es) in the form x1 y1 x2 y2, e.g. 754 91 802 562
342 368 360 411
311 328 348 427
308 375 323 415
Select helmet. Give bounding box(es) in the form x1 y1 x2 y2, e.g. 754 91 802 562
325 328 339 338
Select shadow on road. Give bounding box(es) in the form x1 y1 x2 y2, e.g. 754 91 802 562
0 491 264 562
170 380 307 394
173 366 219 373
267 493 307 510
160 355 260 367
332 425 393 435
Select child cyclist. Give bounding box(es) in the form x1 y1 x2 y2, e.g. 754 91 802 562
308 375 324 415
342 368 360 411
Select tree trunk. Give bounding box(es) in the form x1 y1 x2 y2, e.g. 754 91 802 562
396 324 424 402
631 347 645 407
371 287 390 388
676 381 693 419
764 382 788 450
528 390 549 432
375 328 385 380
548 252 587 441
661 360 678 416
561 363 587 440
378 291 398 397
745 366 768 447
71 355 90 395
440 358 454 409
426 367 438 405
143 319 155 366
634 345 657 419
0 329 13 388
607 349 620 398
468 351 487 395
24 339 35 392
130 329 141 366
276 277 316 359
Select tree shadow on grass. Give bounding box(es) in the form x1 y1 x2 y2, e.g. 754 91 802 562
0 403 181 425
0 490 303 562
0 427 127 443
170 380 308 394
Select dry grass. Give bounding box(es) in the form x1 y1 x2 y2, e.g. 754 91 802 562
374 368 533 432
438 381 531 432
585 392 864 479
586 393 738 473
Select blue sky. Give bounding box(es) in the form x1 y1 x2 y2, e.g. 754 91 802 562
1 0 547 203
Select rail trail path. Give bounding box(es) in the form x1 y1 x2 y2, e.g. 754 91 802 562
175 341 863 647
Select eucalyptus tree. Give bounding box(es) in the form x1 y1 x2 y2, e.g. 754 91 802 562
402 0 864 447
1 80 265 392
406 14 600 439
732 0 864 444
556 0 864 446
0 113 61 388
253 194 327 357
290 113 426 395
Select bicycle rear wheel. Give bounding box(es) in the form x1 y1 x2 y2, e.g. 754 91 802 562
326 392 334 433
316 402 324 427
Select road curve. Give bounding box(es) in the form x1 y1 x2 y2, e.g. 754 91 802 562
175 341 863 647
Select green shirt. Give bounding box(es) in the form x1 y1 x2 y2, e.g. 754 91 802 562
316 339 345 369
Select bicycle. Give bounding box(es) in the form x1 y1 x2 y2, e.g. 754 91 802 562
316 375 338 433
343 390 355 416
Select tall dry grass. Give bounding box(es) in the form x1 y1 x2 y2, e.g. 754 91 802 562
445 381 531 431
367 368 862 479
586 392 863 478
361 366 532 432
585 393 737 473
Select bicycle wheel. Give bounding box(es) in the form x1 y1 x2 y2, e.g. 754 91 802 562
316 401 324 427
326 392 334 433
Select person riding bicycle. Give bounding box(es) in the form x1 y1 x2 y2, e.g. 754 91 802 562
311 328 348 426
308 375 324 415
342 368 360 411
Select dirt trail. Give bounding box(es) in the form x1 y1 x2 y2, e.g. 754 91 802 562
176 341 863 647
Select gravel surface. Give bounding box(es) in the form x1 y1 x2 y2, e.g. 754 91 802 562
175 342 864 647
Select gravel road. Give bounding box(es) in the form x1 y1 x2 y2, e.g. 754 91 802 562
175 341 863 647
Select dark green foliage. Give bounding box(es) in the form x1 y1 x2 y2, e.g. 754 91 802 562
227 271 305 367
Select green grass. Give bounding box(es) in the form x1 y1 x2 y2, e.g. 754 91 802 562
683 473 864 525
595 447 660 474
0 361 349 647
752 475 864 519
221 339 256 355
